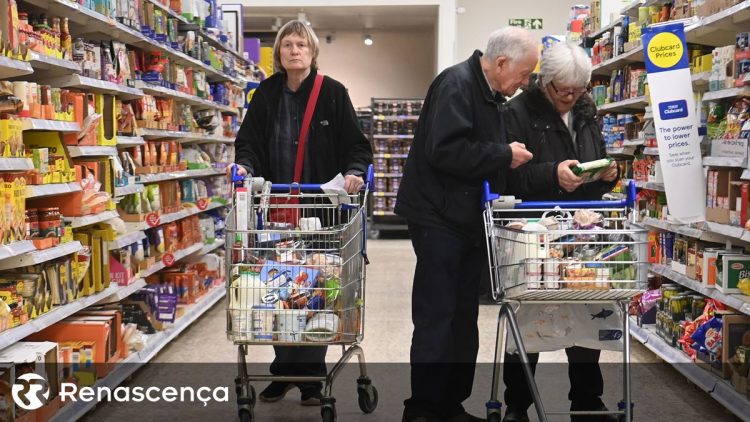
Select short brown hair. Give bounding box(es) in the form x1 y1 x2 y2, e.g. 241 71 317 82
272 20 320 73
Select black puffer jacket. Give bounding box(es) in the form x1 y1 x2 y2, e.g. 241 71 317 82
234 69 372 183
503 82 617 201
395 50 512 239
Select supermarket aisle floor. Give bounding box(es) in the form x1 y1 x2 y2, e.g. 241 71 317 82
85 239 740 422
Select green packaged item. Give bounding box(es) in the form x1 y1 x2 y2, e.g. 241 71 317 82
571 158 614 183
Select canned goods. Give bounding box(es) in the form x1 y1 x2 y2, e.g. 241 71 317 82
386 198 397 211
691 295 706 320
374 197 386 211
391 177 401 192
38 207 61 238
669 294 689 321
376 139 388 152
374 178 387 192
374 158 387 172
389 159 404 174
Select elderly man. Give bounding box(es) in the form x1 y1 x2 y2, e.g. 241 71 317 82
396 27 538 422
501 43 619 422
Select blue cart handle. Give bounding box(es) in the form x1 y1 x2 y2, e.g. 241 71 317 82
271 164 374 193
482 179 636 209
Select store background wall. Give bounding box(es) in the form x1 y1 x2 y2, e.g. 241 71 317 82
316 30 435 107
455 0 582 59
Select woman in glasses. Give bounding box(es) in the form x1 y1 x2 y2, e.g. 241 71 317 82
500 42 619 422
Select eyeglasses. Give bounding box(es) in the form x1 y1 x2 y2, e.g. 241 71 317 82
549 81 589 97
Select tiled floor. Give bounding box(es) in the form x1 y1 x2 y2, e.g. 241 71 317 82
84 239 741 421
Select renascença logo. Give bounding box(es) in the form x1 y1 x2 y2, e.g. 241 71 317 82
12 373 50 410
11 374 229 408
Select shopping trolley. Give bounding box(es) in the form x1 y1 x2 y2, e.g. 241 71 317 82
225 165 377 422
482 181 648 422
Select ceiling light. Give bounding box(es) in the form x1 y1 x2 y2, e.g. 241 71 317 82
363 34 373 46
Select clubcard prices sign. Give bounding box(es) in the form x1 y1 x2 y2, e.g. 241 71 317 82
642 23 706 223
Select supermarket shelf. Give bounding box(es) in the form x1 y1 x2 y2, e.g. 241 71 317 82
374 115 419 121
743 169 750 180
650 264 750 316
137 167 225 183
685 0 750 46
700 220 750 244
67 146 118 158
0 282 127 351
622 139 645 146
116 136 146 147
63 210 119 228
702 86 750 102
586 18 622 42
0 158 34 171
372 134 415 139
26 52 81 77
114 184 145 197
591 46 644 76
597 96 648 113
643 147 660 155
26 182 81 199
93 278 147 305
47 75 144 100
703 155 746 168
134 81 238 113
193 239 225 256
373 153 408 159
124 201 226 232
691 72 711 89
372 192 398 197
0 241 36 262
22 119 80 133
373 211 396 216
0 55 33 79
145 0 247 64
49 284 226 422
0 241 83 270
139 128 232 143
606 146 636 156
630 321 750 419
623 178 665 191
139 242 205 278
373 172 403 178
109 231 147 250
639 216 723 242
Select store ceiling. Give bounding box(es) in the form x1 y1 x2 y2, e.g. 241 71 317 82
243 5 438 33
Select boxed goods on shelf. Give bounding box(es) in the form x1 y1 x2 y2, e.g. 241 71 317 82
0 341 62 422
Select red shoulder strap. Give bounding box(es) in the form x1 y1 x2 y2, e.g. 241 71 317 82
293 73 324 183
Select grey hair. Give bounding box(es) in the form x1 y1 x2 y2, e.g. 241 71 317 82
273 20 320 73
484 27 537 62
538 43 592 88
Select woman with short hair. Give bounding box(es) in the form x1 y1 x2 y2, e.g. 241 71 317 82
230 20 372 406
501 42 619 422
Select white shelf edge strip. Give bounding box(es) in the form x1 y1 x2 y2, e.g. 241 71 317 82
0 241 83 270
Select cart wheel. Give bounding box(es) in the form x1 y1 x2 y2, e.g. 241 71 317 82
487 413 502 422
238 409 253 422
321 405 337 422
357 385 378 413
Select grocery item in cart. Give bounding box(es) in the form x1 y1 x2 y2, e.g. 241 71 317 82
305 313 340 342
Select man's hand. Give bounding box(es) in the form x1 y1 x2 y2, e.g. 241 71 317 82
343 175 364 194
600 161 619 182
557 160 583 192
509 142 533 169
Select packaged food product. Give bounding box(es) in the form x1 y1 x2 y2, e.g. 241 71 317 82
571 158 614 183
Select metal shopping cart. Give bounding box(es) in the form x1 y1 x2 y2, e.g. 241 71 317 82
225 165 377 422
482 181 648 422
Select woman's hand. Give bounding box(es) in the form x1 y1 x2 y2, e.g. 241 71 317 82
225 164 247 182
600 161 619 182
343 175 364 194
557 160 583 192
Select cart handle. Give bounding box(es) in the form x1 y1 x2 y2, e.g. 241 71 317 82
230 164 374 192
482 179 636 209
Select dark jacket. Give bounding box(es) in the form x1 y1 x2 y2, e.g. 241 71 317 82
503 81 617 202
234 69 372 183
395 50 512 238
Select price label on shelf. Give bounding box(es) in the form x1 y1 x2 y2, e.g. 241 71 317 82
197 198 209 210
740 303 750 316
162 253 176 267
146 212 161 227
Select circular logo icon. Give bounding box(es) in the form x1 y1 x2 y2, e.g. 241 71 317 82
146 212 161 227
12 373 50 410
162 252 176 267
647 32 683 69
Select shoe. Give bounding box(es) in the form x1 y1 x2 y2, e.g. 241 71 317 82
445 412 487 422
258 382 294 402
570 403 619 422
502 407 529 422
402 408 442 422
300 388 323 406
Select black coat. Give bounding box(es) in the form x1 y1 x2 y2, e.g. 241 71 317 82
503 82 616 202
395 50 512 238
234 69 372 183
